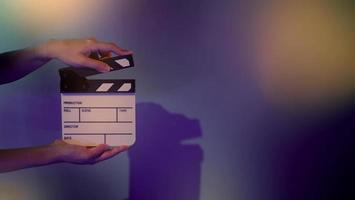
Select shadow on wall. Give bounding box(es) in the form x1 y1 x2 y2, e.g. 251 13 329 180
127 102 204 200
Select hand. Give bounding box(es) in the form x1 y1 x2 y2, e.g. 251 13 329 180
50 140 129 165
37 38 133 72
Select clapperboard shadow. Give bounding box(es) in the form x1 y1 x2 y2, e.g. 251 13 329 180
127 102 204 200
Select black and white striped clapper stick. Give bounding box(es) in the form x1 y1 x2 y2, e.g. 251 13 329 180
59 55 135 146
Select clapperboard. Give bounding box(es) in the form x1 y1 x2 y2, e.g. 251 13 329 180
59 54 135 146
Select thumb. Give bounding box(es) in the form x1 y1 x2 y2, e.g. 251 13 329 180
76 56 110 72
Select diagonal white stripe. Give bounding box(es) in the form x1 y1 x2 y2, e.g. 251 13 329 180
96 83 114 92
117 83 131 92
115 58 130 67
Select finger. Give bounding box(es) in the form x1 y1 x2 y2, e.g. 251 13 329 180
86 37 97 42
94 146 129 162
94 146 128 162
76 56 110 72
53 139 67 145
87 144 110 159
89 42 133 56
53 139 62 144
99 50 111 59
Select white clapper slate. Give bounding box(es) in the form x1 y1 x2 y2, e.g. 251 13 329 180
59 54 135 146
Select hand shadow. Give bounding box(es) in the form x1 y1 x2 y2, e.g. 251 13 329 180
127 102 204 200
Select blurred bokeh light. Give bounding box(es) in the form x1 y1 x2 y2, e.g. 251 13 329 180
252 1 354 113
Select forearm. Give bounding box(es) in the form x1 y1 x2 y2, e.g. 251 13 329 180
0 144 61 173
0 43 51 85
0 38 132 85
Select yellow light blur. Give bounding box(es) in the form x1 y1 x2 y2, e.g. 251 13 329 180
252 1 354 112
0 180 41 200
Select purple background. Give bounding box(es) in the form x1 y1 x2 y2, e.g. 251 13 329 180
0 1 354 199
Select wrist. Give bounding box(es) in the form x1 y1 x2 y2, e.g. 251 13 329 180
45 143 66 164
35 39 57 60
